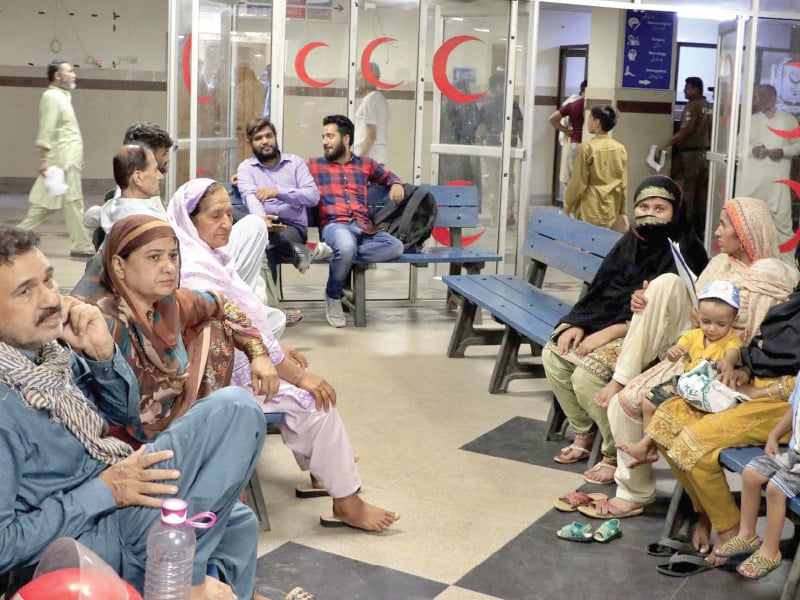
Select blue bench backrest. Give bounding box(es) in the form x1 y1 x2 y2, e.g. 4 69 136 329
367 184 480 229
524 207 622 286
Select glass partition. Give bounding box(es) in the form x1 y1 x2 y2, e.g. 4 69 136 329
734 16 800 261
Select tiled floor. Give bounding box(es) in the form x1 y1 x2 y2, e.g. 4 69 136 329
1 191 795 600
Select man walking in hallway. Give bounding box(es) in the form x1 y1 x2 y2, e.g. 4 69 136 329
18 60 94 258
657 76 713 239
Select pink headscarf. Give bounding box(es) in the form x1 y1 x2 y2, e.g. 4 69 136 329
166 178 281 386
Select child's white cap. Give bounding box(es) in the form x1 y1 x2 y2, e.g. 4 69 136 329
698 280 740 310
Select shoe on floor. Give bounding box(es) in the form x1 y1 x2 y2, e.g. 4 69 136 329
292 243 312 273
311 241 333 260
325 295 346 328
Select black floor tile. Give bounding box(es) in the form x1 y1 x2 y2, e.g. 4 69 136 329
460 416 589 475
458 497 794 600
254 541 448 600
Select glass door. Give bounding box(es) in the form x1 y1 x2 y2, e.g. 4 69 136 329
706 17 747 249
168 0 236 194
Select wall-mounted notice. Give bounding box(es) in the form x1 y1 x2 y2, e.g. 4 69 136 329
621 10 675 90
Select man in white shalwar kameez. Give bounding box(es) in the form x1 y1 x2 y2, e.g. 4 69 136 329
18 60 94 257
737 84 800 264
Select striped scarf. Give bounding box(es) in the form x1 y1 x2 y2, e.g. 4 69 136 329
0 341 132 465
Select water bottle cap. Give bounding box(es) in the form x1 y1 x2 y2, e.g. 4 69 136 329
160 498 188 525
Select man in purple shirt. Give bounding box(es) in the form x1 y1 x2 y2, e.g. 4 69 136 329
236 118 321 282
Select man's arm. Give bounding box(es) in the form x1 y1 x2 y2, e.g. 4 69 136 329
236 163 267 217
548 108 570 135
265 157 320 209
360 124 377 158
0 420 119 572
35 92 60 175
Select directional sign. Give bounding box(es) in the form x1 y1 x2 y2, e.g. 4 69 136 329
622 10 675 90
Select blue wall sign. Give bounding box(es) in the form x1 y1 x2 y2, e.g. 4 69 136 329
622 10 675 90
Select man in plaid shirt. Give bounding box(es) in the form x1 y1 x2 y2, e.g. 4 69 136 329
306 115 405 328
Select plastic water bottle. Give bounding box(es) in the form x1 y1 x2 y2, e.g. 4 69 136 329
143 499 196 600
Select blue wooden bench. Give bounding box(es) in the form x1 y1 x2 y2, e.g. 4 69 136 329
230 183 501 328
442 207 621 436
661 445 800 599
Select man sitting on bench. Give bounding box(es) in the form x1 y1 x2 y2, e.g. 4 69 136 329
306 114 404 328
0 225 274 599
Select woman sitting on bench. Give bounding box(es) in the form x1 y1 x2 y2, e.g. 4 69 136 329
542 175 708 485
84 213 399 532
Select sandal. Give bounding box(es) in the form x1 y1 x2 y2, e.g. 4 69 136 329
281 308 303 327
593 518 622 543
556 521 593 542
657 552 715 577
647 535 697 557
715 534 761 559
583 459 617 485
553 444 592 464
554 491 608 512
285 587 317 600
737 550 782 580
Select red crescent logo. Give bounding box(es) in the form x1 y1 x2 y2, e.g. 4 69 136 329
432 180 486 247
361 38 403 90
777 179 800 253
295 42 334 88
182 33 214 105
767 125 800 139
433 36 487 104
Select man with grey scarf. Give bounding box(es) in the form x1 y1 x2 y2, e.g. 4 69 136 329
0 226 267 599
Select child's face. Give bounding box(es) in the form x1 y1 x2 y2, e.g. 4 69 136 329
697 300 737 342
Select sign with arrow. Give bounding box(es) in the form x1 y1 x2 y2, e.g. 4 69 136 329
622 10 675 90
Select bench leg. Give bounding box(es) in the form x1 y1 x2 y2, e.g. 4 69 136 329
489 328 545 394
246 470 271 532
661 482 696 541
352 266 367 327
587 433 603 468
545 395 568 441
446 299 504 358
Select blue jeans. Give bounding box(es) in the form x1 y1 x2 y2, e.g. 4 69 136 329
321 221 404 299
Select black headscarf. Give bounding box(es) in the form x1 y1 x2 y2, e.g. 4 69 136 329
554 175 709 339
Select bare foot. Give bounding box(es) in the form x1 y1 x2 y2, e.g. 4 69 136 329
553 439 594 464
254 594 272 600
692 513 711 555
332 494 400 531
617 438 658 468
191 576 237 599
708 526 737 566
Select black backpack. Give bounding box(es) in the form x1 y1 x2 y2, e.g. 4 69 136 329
371 184 437 253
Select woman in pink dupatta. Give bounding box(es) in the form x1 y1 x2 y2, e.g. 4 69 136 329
168 178 399 532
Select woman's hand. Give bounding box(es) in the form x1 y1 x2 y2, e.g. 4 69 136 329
556 327 584 354
720 367 750 389
297 372 337 412
284 346 308 368
576 332 604 356
250 355 280 400
630 280 649 313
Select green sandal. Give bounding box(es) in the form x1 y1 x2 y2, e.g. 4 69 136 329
715 534 761 559
556 521 593 542
593 518 622 543
738 550 782 580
